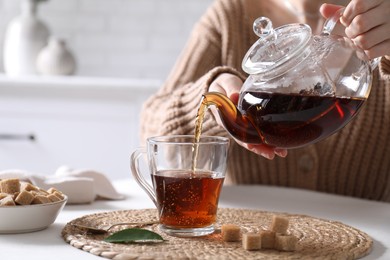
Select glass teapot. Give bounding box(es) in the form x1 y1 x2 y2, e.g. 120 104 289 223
201 10 377 149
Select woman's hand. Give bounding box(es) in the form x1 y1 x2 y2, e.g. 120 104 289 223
320 1 390 59
208 73 288 159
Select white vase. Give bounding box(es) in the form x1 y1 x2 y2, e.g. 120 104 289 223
3 0 50 76
36 37 77 76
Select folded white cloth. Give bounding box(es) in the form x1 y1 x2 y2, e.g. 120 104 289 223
0 166 125 204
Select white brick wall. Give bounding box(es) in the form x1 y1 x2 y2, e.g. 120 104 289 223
0 0 213 80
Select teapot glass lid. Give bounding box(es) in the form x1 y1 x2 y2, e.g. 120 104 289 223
242 17 312 76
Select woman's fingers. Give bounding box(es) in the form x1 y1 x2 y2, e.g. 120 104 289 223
341 0 383 26
343 8 384 39
343 0 390 58
246 143 276 159
208 73 243 98
364 40 390 60
274 148 288 158
352 25 390 59
319 3 344 19
321 1 390 59
242 142 288 160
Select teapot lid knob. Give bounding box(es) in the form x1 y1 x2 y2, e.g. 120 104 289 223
253 17 274 38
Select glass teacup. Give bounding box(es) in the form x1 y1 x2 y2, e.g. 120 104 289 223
130 135 229 237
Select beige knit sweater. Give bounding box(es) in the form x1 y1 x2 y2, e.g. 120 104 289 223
140 0 390 202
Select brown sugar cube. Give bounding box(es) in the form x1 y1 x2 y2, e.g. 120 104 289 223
47 194 61 202
30 190 40 196
259 230 275 249
38 188 49 195
30 188 49 196
0 196 16 206
242 233 262 251
0 193 8 200
32 195 51 204
274 234 298 252
52 191 64 200
270 215 289 234
15 190 35 205
31 190 46 198
0 178 20 194
221 224 241 242
20 182 39 192
47 187 60 194
12 192 20 200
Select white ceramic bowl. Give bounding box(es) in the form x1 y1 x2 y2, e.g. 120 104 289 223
0 196 67 234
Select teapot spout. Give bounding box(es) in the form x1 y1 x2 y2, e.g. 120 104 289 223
201 92 263 144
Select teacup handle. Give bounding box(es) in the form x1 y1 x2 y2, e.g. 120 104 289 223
130 148 157 207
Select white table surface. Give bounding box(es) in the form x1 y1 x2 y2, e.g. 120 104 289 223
0 179 389 260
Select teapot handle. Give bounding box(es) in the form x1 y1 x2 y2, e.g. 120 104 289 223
322 7 345 36
322 7 379 71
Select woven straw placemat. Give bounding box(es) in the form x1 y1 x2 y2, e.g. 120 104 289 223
62 208 372 260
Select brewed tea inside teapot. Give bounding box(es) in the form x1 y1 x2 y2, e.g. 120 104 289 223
200 10 377 149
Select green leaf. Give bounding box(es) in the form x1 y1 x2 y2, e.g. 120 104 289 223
104 228 165 244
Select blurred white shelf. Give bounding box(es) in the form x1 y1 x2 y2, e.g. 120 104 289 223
0 73 161 99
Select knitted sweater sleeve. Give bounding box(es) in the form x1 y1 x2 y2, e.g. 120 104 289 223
380 56 390 81
139 1 246 143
